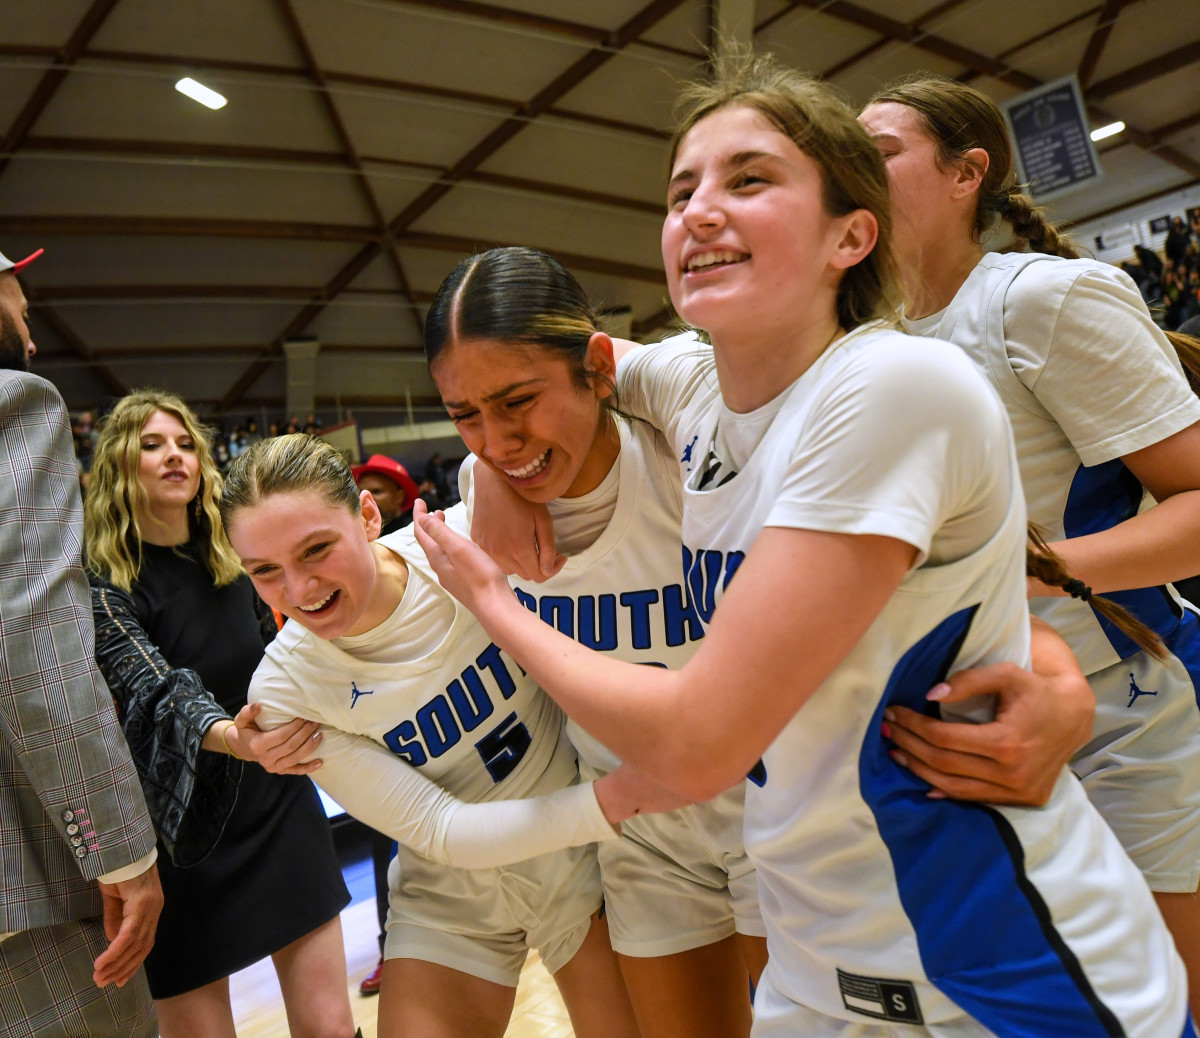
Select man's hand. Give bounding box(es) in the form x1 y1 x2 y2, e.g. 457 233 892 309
228 702 323 775
883 623 1094 806
93 864 163 988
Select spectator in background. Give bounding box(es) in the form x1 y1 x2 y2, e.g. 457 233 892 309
1166 216 1190 266
352 455 419 536
424 450 451 504
1134 242 1164 281
84 389 353 1037
0 245 164 1037
228 426 249 460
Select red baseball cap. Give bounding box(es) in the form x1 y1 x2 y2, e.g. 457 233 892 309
0 248 43 274
351 454 420 512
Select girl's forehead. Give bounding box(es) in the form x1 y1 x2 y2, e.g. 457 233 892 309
677 104 786 155
434 338 567 387
238 488 341 527
141 408 186 433
859 101 923 138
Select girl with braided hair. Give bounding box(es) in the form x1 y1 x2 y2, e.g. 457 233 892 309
861 74 1200 1010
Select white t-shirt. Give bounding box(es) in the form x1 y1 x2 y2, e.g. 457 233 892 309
908 252 1200 674
249 506 614 869
615 327 1185 1034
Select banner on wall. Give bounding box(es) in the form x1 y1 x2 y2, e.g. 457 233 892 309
1002 75 1103 202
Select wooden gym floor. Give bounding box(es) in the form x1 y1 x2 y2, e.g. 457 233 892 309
229 895 575 1038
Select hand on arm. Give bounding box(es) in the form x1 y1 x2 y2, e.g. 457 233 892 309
883 617 1093 805
594 763 694 824
93 863 164 988
470 460 564 581
415 501 915 800
210 702 324 775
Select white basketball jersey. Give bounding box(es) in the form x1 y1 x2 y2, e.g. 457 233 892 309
499 416 702 773
254 506 575 806
618 328 1187 1035
908 252 1200 675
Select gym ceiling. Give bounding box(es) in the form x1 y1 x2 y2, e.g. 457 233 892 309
1 0 1196 420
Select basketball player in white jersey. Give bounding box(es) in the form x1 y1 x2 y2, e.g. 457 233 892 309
861 75 1200 1011
219 435 676 1038
414 53 1191 1037
423 245 767 1038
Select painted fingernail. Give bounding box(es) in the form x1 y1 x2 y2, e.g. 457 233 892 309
883 708 896 722
881 722 892 739
926 790 947 800
927 682 952 701
889 749 908 767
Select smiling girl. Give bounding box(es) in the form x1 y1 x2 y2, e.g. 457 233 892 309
219 434 670 1038
414 53 1190 1037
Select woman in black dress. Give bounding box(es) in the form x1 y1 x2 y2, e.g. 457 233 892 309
83 389 356 1038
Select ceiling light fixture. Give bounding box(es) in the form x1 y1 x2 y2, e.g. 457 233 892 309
175 77 227 110
1090 121 1125 142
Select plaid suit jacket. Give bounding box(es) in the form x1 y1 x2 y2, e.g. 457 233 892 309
0 372 155 933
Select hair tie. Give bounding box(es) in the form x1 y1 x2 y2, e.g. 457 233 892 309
1064 578 1092 602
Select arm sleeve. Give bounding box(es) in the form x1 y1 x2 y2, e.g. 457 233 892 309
616 334 717 447
251 672 616 869
90 577 239 867
305 728 613 869
768 340 1011 561
97 847 158 885
1006 263 1200 465
0 374 156 879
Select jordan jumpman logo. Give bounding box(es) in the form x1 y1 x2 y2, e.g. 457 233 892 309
1126 673 1158 708
350 681 374 709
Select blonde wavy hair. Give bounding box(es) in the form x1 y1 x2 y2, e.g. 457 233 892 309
84 389 243 590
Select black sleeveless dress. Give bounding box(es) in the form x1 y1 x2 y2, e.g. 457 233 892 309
96 542 349 998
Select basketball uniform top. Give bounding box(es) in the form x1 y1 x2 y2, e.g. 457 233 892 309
616 326 1187 1035
908 252 1200 674
250 505 614 869
463 414 701 773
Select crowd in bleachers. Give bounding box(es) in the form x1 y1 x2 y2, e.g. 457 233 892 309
1120 209 1200 331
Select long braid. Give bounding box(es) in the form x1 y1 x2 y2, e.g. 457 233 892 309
1026 525 1165 660
999 192 1079 259
1165 329 1200 397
